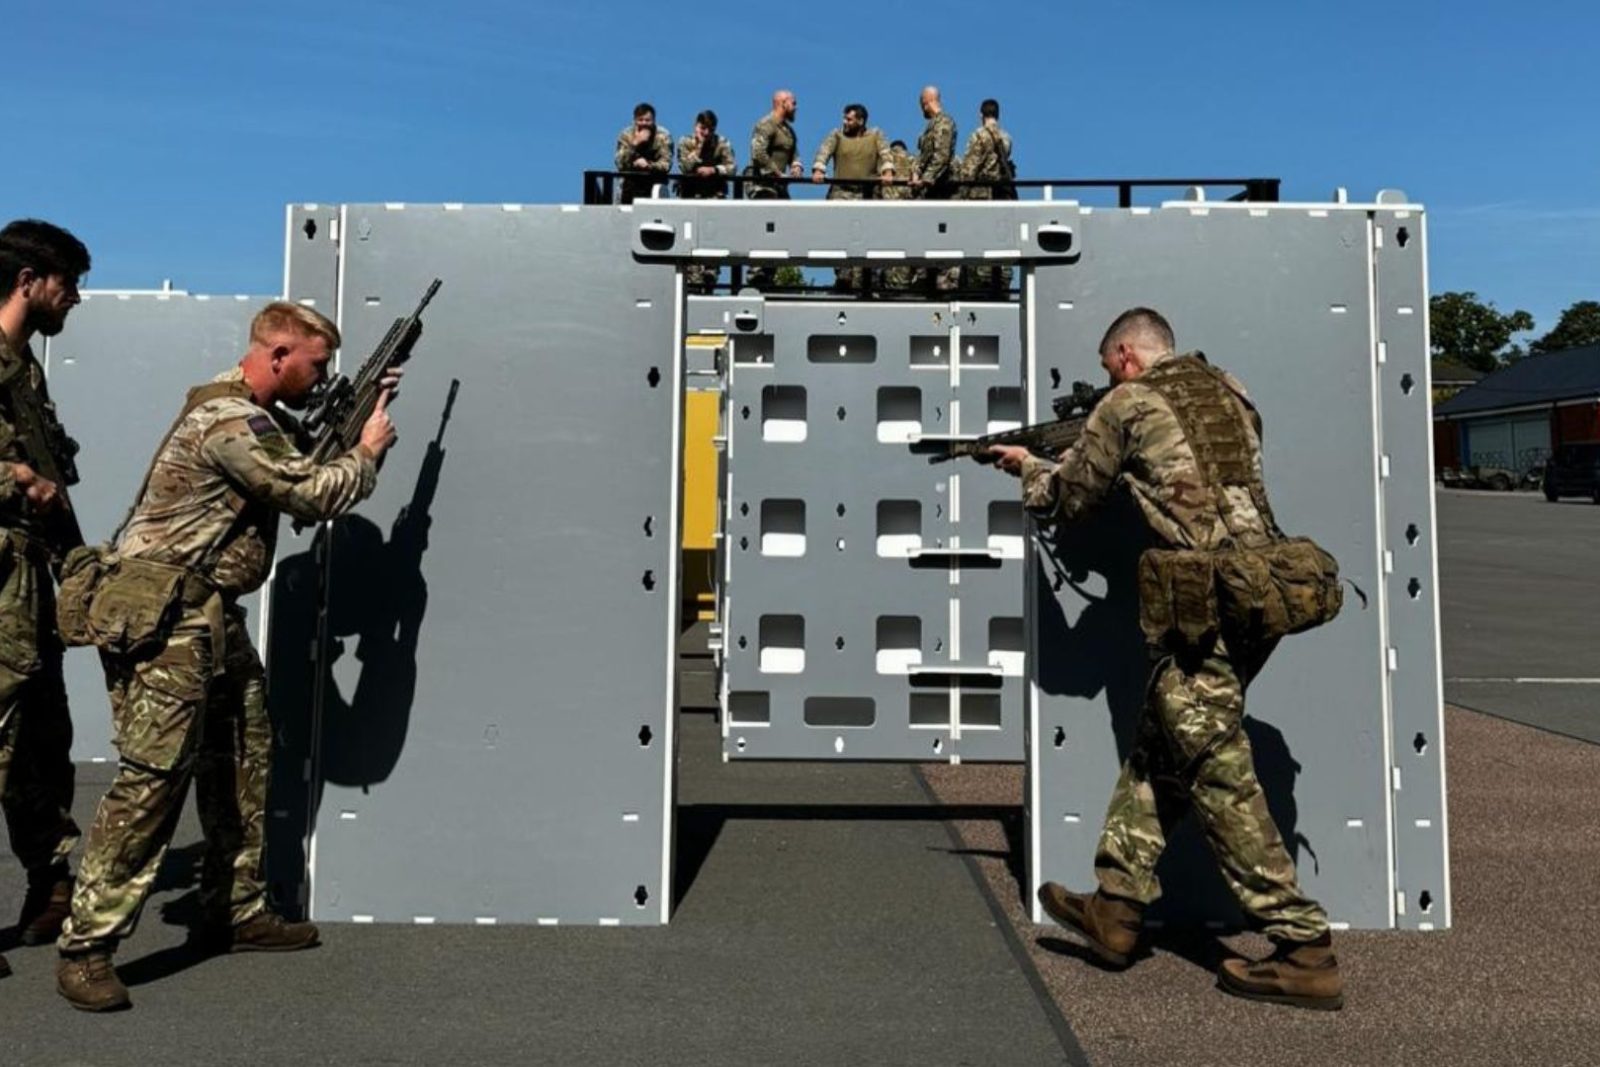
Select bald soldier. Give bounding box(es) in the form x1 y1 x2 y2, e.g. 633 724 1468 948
911 85 959 292
745 89 804 289
988 308 1344 1011
56 302 399 1011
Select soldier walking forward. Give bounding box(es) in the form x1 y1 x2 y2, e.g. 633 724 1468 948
0 220 92 981
987 308 1345 1011
55 302 399 1011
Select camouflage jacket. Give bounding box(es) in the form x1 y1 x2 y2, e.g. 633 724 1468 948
0 330 76 544
811 127 893 178
749 114 798 175
915 112 958 187
1020 353 1274 551
961 123 1013 183
881 146 917 200
116 368 377 596
676 133 736 176
614 125 674 173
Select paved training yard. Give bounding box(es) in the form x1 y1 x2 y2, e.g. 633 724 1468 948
3 488 1595 1065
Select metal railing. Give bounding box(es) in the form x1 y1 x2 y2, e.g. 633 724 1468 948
583 171 1281 207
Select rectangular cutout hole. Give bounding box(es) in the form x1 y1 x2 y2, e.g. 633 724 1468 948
986 387 1022 431
760 499 806 556
734 335 775 365
987 617 1024 676
877 386 923 443
761 384 807 442
804 696 875 728
876 500 923 557
807 335 877 364
909 693 948 729
909 335 951 367
876 616 923 674
988 501 1024 558
959 336 1000 367
728 691 771 726
759 615 805 674
960 693 1002 729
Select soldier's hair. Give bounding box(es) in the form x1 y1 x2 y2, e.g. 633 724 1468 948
0 219 91 296
890 139 907 150
980 98 1000 120
1099 307 1175 356
845 103 868 123
633 102 655 120
695 109 718 131
251 301 341 352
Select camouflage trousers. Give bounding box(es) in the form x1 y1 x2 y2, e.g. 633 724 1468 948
743 185 790 291
60 606 270 952
1094 637 1328 942
682 192 724 294
826 186 872 293
958 189 1014 293
0 534 80 878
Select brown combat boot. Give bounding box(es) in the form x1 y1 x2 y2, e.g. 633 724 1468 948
225 912 320 953
19 866 74 946
1217 932 1345 1011
1037 883 1144 968
57 951 131 1012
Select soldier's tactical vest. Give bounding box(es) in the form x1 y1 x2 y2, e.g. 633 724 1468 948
1134 354 1344 654
832 132 881 182
55 379 257 658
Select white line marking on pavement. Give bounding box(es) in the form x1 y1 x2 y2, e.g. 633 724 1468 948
1447 677 1600 685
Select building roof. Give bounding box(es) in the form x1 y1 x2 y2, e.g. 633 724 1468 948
1431 359 1484 385
1434 343 1600 418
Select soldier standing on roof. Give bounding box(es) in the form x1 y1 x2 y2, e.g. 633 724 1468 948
614 102 673 205
959 98 1016 293
745 90 803 290
912 86 959 292
811 103 894 292
677 109 736 293
987 308 1346 1013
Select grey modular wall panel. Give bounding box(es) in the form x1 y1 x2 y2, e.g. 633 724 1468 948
719 299 1027 761
278 204 680 925
1025 200 1447 930
42 292 270 762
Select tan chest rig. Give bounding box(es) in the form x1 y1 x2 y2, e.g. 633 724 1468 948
1133 354 1344 655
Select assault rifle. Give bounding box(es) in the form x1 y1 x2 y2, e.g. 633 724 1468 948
0 358 84 552
932 380 1110 464
302 279 441 465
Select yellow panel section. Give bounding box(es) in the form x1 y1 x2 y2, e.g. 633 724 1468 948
682 389 721 550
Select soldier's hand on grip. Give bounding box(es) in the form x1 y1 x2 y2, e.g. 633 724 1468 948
358 391 398 459
11 462 61 511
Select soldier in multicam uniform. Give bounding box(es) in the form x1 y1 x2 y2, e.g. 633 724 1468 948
988 308 1345 1012
745 89 803 290
878 140 918 292
56 302 399 1011
912 85 959 293
614 102 673 205
676 109 736 294
0 221 91 982
958 98 1016 294
810 103 895 292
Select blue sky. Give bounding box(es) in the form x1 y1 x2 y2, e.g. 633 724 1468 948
5 0 1593 338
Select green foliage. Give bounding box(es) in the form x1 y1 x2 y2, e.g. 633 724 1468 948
772 265 805 288
1429 291 1534 372
1530 300 1600 355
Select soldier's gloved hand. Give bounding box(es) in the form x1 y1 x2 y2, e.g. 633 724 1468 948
358 392 398 460
11 463 61 511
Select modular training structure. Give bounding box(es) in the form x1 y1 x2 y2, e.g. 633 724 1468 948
45 187 1448 931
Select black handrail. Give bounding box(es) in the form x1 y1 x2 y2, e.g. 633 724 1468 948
583 170 1280 207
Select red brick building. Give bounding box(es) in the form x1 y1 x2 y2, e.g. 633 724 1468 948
1433 344 1600 474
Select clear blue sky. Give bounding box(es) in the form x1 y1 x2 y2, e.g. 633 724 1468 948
5 0 1593 338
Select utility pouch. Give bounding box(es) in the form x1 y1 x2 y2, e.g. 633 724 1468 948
1214 537 1343 642
1137 547 1220 653
57 548 193 657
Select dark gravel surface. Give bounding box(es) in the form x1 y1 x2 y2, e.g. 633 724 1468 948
921 706 1600 1067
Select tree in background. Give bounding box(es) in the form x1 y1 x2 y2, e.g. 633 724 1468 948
1530 300 1600 354
773 265 805 288
1429 291 1534 372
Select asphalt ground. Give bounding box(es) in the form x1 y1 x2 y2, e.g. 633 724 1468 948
1436 488 1600 742
0 656 1077 1067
